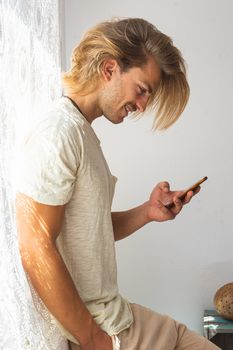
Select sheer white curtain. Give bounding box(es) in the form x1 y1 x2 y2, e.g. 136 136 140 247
0 1 68 349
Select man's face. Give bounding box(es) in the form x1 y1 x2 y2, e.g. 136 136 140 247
99 56 161 124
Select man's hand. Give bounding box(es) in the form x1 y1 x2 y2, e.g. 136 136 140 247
146 181 200 222
111 181 200 241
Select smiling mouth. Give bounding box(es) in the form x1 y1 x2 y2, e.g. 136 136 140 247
124 104 135 116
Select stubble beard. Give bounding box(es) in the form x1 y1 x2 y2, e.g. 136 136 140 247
100 78 124 123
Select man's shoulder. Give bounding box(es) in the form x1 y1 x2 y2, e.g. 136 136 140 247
28 98 85 143
43 97 85 132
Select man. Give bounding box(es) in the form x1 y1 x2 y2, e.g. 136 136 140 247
16 18 219 350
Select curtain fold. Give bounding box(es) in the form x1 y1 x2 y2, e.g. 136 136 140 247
0 1 68 349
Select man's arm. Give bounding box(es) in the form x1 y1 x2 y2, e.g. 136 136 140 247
112 202 150 241
16 193 112 350
112 181 198 241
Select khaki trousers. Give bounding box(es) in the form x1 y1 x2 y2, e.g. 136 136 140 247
69 303 221 350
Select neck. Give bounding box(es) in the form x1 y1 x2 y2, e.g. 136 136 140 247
66 92 102 124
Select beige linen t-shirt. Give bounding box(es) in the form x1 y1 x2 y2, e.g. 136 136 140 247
16 96 133 342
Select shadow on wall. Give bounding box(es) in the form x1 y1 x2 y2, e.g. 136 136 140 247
199 261 233 308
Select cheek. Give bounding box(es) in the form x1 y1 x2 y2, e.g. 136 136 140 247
124 82 137 100
121 86 136 103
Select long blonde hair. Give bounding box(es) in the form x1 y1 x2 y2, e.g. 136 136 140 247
62 18 189 130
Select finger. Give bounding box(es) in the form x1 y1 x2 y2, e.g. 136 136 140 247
172 196 183 214
183 190 194 204
175 190 184 198
158 181 170 193
156 200 175 219
183 186 201 204
193 186 201 195
165 191 183 209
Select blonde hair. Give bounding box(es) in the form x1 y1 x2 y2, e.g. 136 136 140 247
62 18 189 130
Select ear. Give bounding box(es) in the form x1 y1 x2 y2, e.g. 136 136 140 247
101 58 120 81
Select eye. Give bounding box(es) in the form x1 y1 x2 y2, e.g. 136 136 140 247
137 85 151 97
138 86 147 96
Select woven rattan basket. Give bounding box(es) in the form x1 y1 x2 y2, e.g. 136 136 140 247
214 282 233 320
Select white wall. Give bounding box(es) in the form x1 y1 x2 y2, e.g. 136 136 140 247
62 0 233 334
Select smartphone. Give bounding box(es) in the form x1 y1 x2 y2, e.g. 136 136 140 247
165 176 208 209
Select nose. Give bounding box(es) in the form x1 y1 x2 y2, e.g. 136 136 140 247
135 95 149 112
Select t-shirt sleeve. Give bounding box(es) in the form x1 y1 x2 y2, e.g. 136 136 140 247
15 117 81 205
